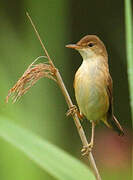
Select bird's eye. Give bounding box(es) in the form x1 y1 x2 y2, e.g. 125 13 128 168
88 43 94 47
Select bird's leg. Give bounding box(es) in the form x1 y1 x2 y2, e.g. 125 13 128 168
89 121 95 148
77 111 84 120
81 121 95 156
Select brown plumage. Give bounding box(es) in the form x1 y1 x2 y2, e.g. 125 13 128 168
77 35 108 59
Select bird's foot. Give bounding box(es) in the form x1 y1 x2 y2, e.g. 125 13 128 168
81 143 93 156
66 105 78 116
66 105 83 121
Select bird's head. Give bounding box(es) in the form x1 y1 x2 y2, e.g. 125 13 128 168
66 35 107 60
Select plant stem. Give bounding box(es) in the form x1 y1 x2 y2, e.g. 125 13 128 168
26 12 101 180
124 0 133 122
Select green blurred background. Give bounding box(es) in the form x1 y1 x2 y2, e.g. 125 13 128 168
0 0 132 180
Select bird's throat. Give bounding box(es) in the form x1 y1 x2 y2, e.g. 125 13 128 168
80 57 104 78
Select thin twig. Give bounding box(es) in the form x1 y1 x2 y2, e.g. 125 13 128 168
26 13 55 68
26 12 102 180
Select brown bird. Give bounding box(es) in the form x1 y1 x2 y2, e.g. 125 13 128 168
66 35 124 153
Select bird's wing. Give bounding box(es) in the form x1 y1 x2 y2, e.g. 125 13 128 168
106 74 113 117
106 74 124 135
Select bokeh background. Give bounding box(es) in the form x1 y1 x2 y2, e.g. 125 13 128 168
0 0 132 180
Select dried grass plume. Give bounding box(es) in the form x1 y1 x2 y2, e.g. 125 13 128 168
6 56 56 103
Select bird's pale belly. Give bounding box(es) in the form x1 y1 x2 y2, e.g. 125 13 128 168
74 71 109 122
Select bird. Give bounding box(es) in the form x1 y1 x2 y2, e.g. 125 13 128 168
66 35 124 153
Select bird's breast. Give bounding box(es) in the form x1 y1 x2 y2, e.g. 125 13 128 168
74 59 109 121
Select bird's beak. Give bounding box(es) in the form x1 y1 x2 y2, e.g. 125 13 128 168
66 44 81 49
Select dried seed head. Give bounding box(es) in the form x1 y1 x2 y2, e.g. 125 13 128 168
6 57 56 103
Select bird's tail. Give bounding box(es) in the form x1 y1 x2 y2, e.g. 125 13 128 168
103 115 124 136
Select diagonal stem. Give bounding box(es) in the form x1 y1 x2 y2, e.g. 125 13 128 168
26 12 101 180
26 12 55 68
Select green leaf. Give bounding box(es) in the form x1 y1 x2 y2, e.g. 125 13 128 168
0 117 95 180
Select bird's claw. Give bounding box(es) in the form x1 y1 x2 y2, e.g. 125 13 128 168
81 143 93 156
66 105 78 116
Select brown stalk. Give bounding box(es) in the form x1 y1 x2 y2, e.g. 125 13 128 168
26 12 102 180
